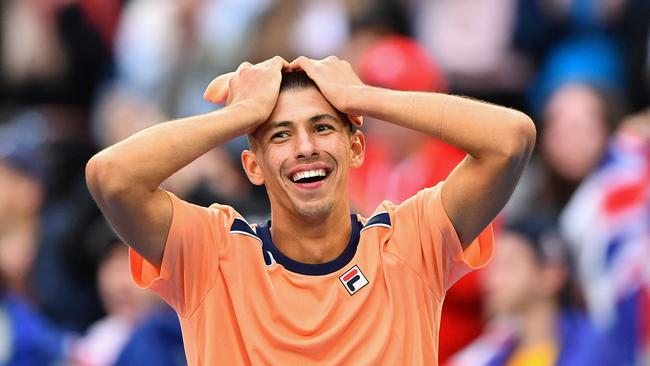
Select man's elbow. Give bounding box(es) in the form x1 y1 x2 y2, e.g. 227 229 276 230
501 112 536 161
85 152 130 202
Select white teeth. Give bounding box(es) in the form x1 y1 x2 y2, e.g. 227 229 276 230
292 169 327 182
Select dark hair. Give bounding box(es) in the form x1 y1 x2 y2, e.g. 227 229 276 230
504 214 564 265
279 71 319 92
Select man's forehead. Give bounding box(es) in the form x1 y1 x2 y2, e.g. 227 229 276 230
263 88 343 127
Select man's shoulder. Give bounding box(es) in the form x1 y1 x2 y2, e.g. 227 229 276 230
168 191 258 236
370 183 444 221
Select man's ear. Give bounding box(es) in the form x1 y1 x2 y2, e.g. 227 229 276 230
241 150 264 186
349 130 365 168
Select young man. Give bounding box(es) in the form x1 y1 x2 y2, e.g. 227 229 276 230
86 56 535 365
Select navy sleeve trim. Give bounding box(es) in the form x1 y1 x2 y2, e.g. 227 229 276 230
361 211 391 232
230 217 261 243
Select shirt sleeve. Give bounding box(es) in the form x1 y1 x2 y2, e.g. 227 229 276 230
389 182 493 296
129 190 233 317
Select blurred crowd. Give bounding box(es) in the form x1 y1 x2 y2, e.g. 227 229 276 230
0 0 649 365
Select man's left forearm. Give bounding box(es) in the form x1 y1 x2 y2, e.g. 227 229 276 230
348 86 536 162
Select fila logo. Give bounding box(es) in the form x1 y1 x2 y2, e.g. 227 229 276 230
339 265 369 295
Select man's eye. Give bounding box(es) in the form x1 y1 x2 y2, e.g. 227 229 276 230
315 124 333 132
271 131 289 140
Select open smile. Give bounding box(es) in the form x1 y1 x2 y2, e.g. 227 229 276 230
286 165 332 189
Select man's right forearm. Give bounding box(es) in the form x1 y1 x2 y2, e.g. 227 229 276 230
86 58 285 266
86 103 253 197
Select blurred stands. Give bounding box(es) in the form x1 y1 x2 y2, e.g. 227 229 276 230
0 0 648 364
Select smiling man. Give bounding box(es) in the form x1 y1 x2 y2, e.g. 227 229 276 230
86 56 535 365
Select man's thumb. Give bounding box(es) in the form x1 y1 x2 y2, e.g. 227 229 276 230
203 72 233 104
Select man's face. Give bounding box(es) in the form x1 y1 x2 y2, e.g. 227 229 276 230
242 87 364 220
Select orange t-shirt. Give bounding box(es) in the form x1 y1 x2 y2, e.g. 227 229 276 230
130 183 493 365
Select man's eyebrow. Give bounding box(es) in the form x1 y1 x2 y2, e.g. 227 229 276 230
308 113 340 124
268 120 293 129
268 114 339 129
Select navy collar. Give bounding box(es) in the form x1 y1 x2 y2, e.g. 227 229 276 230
255 215 362 276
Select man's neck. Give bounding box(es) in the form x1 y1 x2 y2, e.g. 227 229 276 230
270 203 353 264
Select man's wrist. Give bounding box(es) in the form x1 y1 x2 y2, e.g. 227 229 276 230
344 85 376 116
219 102 265 127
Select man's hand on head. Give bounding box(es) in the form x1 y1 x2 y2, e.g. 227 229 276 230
204 56 291 134
289 56 366 123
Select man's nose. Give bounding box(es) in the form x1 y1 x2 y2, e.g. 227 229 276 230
294 129 318 159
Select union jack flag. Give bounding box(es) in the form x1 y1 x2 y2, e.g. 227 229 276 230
560 130 650 365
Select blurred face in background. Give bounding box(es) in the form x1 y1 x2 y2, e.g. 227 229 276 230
482 232 542 316
98 243 151 321
542 83 609 182
482 231 568 318
0 162 41 219
0 162 42 295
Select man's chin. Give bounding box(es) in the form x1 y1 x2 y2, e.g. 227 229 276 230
294 201 334 220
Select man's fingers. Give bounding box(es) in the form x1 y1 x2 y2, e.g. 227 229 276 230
204 72 233 104
204 56 288 105
261 56 291 74
203 62 252 104
236 61 253 72
277 56 292 72
266 56 290 70
251 56 290 72
289 56 315 72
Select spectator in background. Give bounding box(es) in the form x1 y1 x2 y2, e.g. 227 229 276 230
0 125 70 366
350 36 479 363
69 218 154 366
560 108 650 365
412 0 533 110
505 30 627 234
507 81 623 221
339 0 410 68
0 147 43 300
0 116 104 335
447 217 620 366
0 0 116 333
114 0 272 118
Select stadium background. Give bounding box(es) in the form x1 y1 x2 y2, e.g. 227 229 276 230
0 0 648 365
